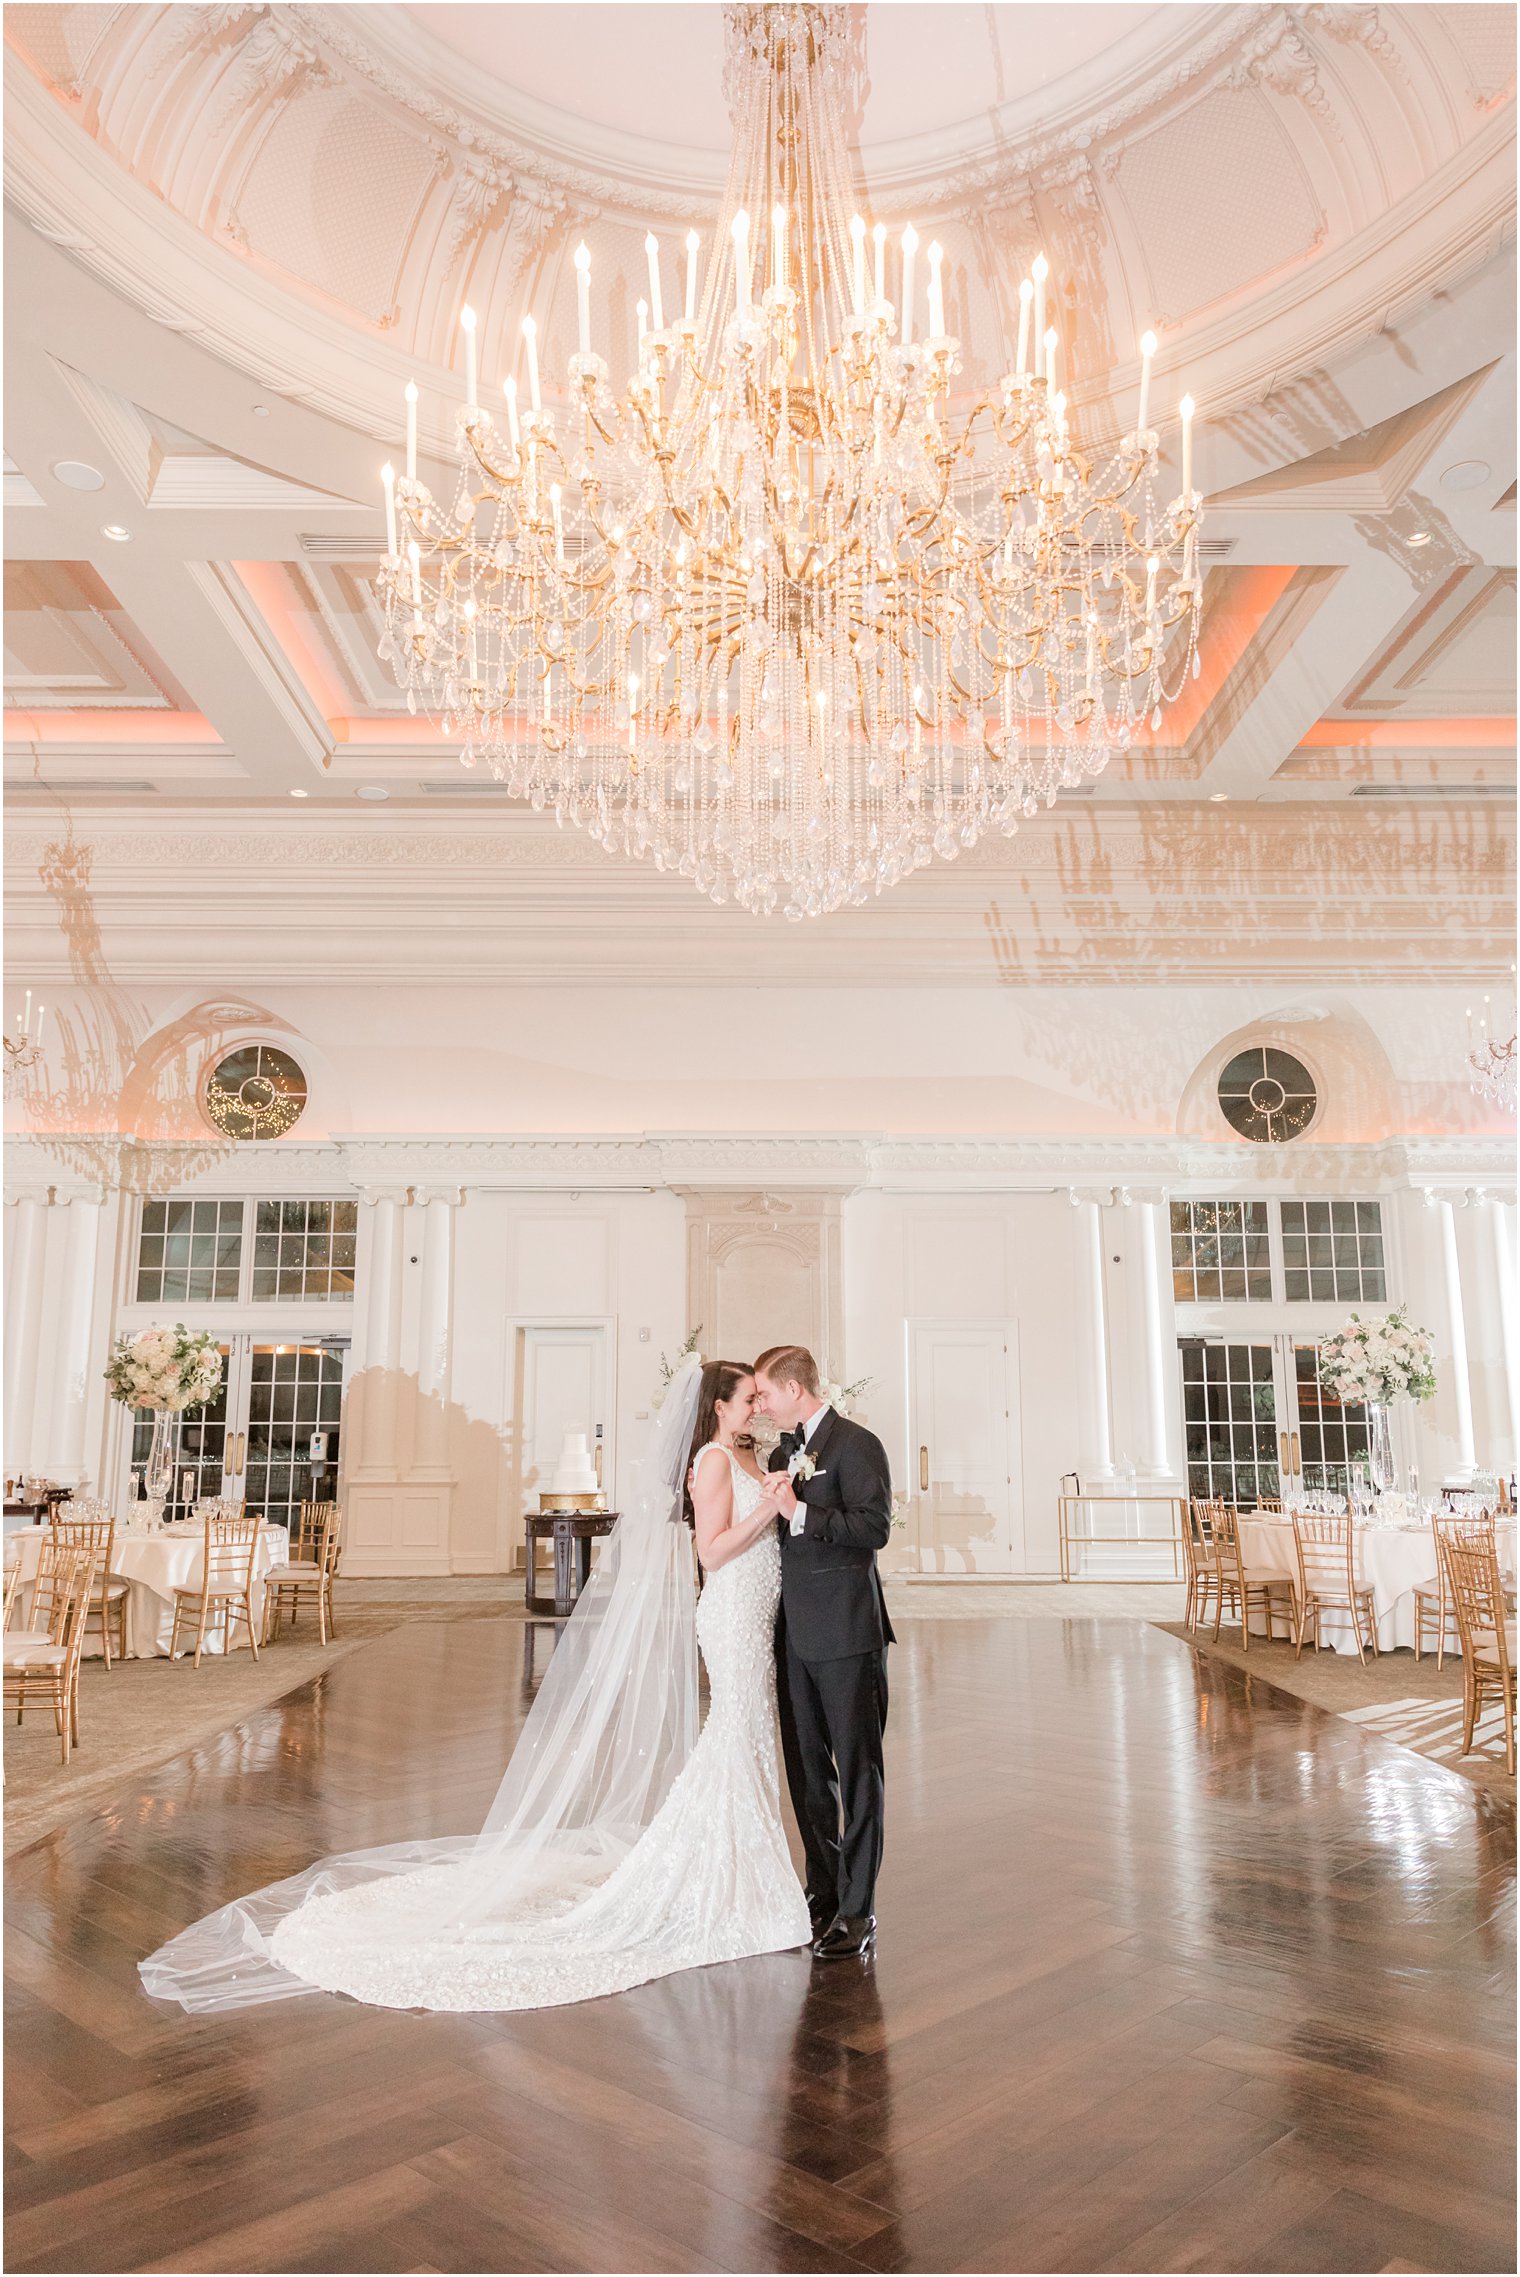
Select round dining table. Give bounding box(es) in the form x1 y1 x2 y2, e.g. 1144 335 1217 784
7 1523 288 1658
1234 1514 1517 1652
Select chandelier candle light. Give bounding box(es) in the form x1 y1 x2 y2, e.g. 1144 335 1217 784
376 3 1204 918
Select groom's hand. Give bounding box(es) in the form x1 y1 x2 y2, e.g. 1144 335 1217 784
765 1472 799 1520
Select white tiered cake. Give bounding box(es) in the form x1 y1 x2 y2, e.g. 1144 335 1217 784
541 1431 603 1510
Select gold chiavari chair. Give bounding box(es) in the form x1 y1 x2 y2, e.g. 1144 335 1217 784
1253 1497 1285 1516
1413 1509 1492 1668
264 1502 341 1646
1213 1503 1295 1651
1183 1499 1228 1634
168 1511 264 1667
1291 1511 1379 1663
284 1499 334 1565
50 1503 130 1670
3 1557 23 1632
2 1542 99 1763
1442 1531 1516 1775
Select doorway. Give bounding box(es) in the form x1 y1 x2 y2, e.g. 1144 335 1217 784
1179 1334 1373 1507
129 1335 347 1531
907 1321 1021 1572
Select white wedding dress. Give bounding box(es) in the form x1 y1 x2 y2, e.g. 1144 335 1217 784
141 1381 810 2016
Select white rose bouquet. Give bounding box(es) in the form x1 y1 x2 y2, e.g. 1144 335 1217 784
1317 1308 1436 1407
104 1325 223 1414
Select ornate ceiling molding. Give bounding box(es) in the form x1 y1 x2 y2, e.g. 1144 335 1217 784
6 1129 1510 1200
316 3 1265 214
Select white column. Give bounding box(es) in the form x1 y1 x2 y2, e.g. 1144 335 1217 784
1072 1191 1116 1482
1136 1197 1178 1480
354 1189 405 1478
46 1194 105 1486
1432 1193 1478 1485
3 1192 48 1481
1488 1196 1520 1455
411 1189 459 1480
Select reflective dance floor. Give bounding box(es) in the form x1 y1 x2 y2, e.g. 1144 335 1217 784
5 1614 1515 2274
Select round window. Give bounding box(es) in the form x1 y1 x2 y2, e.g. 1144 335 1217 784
204 1044 308 1141
1216 1046 1317 1144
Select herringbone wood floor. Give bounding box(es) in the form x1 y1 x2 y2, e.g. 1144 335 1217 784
5 1615 1515 2275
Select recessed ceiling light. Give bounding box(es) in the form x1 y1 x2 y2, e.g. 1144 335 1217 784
1441 460 1491 491
251 404 271 417
52 459 105 491
100 523 131 541
356 785 389 801
289 787 309 799
1407 530 1432 547
1209 792 1229 803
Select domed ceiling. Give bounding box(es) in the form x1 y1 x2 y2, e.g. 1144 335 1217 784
1 2 1514 987
4 2 1514 442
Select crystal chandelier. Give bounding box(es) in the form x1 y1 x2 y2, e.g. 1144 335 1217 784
378 3 1203 918
1467 977 1517 1112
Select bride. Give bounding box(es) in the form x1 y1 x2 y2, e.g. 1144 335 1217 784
140 1355 811 2014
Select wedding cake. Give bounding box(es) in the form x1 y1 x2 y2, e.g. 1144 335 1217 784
541 1431 603 1510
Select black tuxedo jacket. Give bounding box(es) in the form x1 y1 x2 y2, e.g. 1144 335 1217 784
769 1407 897 1663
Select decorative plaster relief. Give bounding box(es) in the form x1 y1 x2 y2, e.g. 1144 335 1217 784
1112 82 1327 325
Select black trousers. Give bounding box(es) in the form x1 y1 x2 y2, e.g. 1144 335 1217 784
776 1637 888 1921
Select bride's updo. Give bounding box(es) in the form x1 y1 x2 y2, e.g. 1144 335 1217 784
682 1360 754 1527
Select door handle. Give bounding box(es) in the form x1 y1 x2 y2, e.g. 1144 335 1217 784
1290 1433 1301 1476
235 1432 247 1477
1279 1432 1289 1474
919 1445 929 1492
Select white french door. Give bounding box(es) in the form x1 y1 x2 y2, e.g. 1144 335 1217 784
907 1322 1021 1572
513 1322 613 1512
128 1334 348 1531
1179 1332 1374 1508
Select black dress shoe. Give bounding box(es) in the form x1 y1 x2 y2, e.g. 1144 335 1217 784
813 1913 875 1960
807 1901 837 1944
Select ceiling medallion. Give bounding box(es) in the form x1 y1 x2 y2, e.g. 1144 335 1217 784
377 2 1203 918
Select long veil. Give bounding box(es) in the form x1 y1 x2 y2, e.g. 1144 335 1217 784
140 1356 706 2011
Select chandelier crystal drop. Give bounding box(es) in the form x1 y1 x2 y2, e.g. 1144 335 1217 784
1467 976 1517 1113
377 2 1204 918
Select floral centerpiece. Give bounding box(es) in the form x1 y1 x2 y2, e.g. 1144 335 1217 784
105 1326 223 1510
1317 1308 1436 1491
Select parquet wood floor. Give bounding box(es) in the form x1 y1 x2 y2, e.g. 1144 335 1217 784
5 1615 1515 2275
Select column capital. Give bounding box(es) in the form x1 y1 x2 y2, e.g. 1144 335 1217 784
413 1185 465 1210
355 1184 411 1207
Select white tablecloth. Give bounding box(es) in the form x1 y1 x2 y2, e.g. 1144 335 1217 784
1235 1517 1517 1652
6 1525 287 1658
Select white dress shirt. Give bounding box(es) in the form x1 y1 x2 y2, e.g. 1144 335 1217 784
788 1402 831 1532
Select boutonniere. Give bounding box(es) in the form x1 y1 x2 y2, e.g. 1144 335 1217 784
788 1450 823 1484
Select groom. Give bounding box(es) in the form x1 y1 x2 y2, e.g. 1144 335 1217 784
753 1344 895 1960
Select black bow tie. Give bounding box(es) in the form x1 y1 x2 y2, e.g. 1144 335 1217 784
783 1427 804 1450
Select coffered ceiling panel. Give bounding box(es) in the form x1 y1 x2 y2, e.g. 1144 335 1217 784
1335 569 1517 719
54 362 367 510
4 561 192 709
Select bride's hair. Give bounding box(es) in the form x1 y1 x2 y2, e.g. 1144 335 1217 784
682 1359 754 1527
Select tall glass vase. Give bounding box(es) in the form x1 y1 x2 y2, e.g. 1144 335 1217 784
143 1410 178 1513
1365 1402 1395 1494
